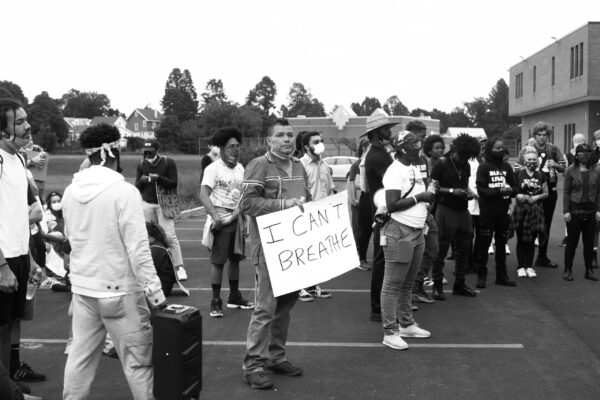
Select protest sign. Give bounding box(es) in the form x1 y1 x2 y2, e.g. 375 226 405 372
256 191 359 296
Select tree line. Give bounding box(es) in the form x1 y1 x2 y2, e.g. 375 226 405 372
0 72 518 153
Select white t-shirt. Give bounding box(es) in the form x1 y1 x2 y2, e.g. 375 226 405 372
382 160 428 228
0 148 31 257
467 157 480 216
201 159 244 212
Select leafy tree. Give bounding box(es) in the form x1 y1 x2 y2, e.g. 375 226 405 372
107 108 125 117
28 91 69 150
161 68 199 122
383 95 409 116
464 97 488 128
201 79 228 106
245 76 277 115
61 89 111 118
0 81 28 106
351 97 382 116
410 107 431 118
199 102 264 139
280 82 326 117
446 107 473 130
154 115 182 152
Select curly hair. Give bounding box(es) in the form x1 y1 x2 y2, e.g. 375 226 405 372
450 133 480 161
212 127 242 148
423 134 444 157
79 123 120 149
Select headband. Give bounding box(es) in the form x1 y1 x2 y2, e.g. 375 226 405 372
85 141 119 166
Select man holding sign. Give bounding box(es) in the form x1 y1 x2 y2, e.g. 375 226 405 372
241 119 310 390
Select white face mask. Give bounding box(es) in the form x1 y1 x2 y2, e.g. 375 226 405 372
313 142 325 156
51 203 62 212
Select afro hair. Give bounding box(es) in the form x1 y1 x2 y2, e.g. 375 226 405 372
79 123 120 149
423 134 444 157
450 133 481 161
212 127 243 148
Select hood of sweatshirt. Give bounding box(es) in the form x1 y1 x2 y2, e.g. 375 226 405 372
68 165 124 204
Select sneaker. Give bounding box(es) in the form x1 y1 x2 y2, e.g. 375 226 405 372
505 244 511 255
382 333 408 350
413 283 434 303
176 266 188 281
423 277 434 287
244 370 274 390
227 292 255 309
357 259 371 271
102 345 119 359
210 298 223 317
534 238 539 247
535 258 558 269
267 361 303 376
308 286 332 299
559 237 567 247
525 267 537 278
399 323 431 338
411 304 419 311
517 268 527 278
23 394 43 400
442 278 448 285
488 245 495 254
13 362 46 382
298 289 314 302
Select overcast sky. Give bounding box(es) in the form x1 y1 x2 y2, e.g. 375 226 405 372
3 0 598 116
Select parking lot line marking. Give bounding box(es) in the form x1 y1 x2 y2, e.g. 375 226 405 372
179 240 203 242
21 338 523 349
175 228 203 231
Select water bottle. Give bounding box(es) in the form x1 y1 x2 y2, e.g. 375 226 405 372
26 267 43 300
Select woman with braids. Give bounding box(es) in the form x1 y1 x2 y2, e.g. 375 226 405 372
430 134 481 300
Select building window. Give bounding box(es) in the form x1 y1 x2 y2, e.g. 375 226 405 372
570 43 584 78
564 123 576 151
533 66 536 93
579 42 584 76
134 123 138 131
515 72 523 98
551 56 555 86
143 120 147 128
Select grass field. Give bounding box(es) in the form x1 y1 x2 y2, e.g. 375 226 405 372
45 154 204 210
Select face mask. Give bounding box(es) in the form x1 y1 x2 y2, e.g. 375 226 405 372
525 161 538 170
490 150 505 161
3 134 31 152
51 203 62 212
221 146 239 168
312 142 325 156
144 152 158 163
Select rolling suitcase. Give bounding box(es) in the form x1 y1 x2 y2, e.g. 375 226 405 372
153 304 202 400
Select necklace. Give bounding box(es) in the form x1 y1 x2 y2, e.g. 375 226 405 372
449 156 462 181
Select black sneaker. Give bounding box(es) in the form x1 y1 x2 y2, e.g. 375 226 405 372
227 292 255 309
535 258 558 269
452 283 477 297
210 298 223 318
307 286 332 299
413 282 434 303
244 371 274 390
267 361 303 376
13 362 46 382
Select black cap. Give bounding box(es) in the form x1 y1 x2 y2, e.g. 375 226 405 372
576 143 592 153
143 139 158 151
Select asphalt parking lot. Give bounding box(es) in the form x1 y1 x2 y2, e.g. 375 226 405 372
20 202 600 400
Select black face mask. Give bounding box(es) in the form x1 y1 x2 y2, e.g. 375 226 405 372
490 150 505 162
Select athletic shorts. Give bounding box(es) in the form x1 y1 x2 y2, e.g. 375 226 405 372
211 220 242 265
0 255 30 325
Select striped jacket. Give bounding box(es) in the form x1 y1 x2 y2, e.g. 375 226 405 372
242 151 311 265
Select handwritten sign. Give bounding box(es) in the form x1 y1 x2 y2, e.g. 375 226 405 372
256 191 359 297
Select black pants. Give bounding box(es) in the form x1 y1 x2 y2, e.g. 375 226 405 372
516 230 539 269
565 212 596 270
367 192 385 314
357 192 372 261
475 208 509 277
468 215 481 269
432 204 473 283
539 188 558 259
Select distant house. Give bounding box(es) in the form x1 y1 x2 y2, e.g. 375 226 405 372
64 117 92 144
90 116 134 148
126 107 162 139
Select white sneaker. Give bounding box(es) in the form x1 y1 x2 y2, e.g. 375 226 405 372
488 245 495 254
423 277 434 287
176 266 188 281
382 333 408 350
399 323 431 338
505 244 511 255
517 268 527 278
442 278 448 284
534 238 539 247
525 267 537 278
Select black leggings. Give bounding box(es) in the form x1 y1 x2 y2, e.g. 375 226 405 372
357 192 373 261
565 213 596 270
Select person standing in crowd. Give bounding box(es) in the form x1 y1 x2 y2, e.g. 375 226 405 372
62 124 166 399
362 110 397 322
200 128 254 318
560 133 587 247
0 94 44 398
562 143 600 281
430 134 481 300
241 119 309 390
510 146 548 278
199 137 220 186
378 132 434 350
298 131 334 302
590 129 600 268
135 139 187 281
347 138 371 271
474 137 518 288
24 144 48 201
467 134 486 272
517 122 565 268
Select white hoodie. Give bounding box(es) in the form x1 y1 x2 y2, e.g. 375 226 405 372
62 165 165 306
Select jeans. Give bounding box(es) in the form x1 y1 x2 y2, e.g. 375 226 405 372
538 188 558 259
381 219 425 334
475 208 510 277
415 214 438 284
243 253 298 374
565 212 597 270
432 204 473 283
142 201 184 267
63 292 154 400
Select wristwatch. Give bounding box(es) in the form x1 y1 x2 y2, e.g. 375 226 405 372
449 188 454 194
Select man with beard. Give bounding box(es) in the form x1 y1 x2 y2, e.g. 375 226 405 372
135 139 187 280
200 128 254 318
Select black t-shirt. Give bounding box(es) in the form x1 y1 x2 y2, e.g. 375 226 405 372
430 156 470 211
364 145 392 194
515 169 546 196
476 160 517 210
200 155 214 185
348 160 360 181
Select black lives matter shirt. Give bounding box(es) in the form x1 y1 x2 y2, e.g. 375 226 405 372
476 160 517 211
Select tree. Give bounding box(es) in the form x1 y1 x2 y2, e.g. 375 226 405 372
446 107 473 130
245 76 277 115
383 95 409 116
201 79 228 106
0 81 28 106
161 68 199 122
28 91 69 150
154 115 182 152
410 107 431 118
199 102 264 139
61 89 111 118
351 97 382 116
280 82 326 117
464 97 489 129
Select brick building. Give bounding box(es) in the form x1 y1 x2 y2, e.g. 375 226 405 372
509 22 600 154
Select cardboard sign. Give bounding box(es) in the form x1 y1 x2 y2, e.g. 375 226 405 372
256 191 359 297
